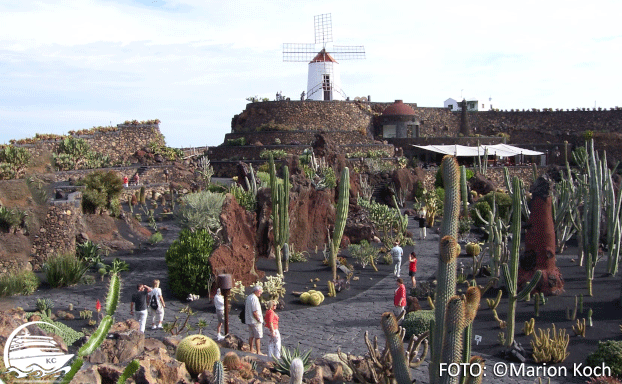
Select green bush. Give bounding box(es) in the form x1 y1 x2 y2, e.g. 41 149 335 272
481 191 512 219
0 145 31 179
0 206 26 233
226 137 246 146
435 187 445 216
402 310 434 340
44 254 89 288
230 183 257 211
175 191 226 232
586 340 622 378
165 228 216 299
149 232 163 244
435 167 443 188
206 182 227 193
79 171 123 214
465 168 475 181
0 270 39 296
471 201 491 227
260 149 288 159
348 240 378 269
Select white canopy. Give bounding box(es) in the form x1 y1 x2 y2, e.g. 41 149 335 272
412 144 543 158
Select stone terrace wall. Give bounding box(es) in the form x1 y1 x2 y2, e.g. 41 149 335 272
231 100 375 134
14 123 164 163
31 198 82 270
370 103 461 138
224 130 375 146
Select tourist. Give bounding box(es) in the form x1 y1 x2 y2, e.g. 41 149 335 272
133 173 140 185
418 209 427 240
214 288 225 338
409 252 417 288
245 285 264 355
264 300 281 359
390 240 403 277
148 279 165 329
123 175 129 188
130 283 151 333
394 278 407 317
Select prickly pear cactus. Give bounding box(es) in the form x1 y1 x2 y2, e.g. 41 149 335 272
175 334 221 375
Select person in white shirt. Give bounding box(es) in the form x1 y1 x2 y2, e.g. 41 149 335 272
390 241 404 277
148 279 166 329
214 288 225 337
245 285 264 355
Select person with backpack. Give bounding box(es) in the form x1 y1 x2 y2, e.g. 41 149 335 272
245 285 264 355
148 279 165 329
390 240 403 277
130 283 152 333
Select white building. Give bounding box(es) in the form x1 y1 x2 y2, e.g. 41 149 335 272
444 97 494 111
306 49 345 101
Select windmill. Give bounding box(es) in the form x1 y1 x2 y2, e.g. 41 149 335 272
283 14 365 101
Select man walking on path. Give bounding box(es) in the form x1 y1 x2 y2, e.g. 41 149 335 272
130 284 151 333
245 285 265 355
391 240 403 277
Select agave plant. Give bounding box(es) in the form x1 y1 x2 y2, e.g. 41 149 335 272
273 344 313 375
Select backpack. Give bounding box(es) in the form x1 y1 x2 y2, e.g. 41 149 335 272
149 294 159 310
239 306 246 324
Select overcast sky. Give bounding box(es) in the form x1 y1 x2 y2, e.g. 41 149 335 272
1 0 621 148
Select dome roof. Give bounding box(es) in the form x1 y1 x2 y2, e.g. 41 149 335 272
382 100 415 116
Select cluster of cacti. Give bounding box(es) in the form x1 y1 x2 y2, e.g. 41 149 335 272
503 166 530 219
289 358 304 384
473 191 510 278
329 167 350 281
501 177 542 346
175 334 221 375
523 318 535 335
486 289 502 311
268 153 290 275
59 273 123 384
476 141 488 176
327 281 336 297
573 318 586 337
299 290 325 306
531 324 570 364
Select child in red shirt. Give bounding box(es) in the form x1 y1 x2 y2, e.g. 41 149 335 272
409 252 417 288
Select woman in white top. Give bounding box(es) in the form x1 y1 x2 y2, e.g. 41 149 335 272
214 288 225 336
148 279 166 329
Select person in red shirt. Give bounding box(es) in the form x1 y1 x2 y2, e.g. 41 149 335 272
123 176 129 187
264 300 281 359
394 278 407 317
409 252 417 288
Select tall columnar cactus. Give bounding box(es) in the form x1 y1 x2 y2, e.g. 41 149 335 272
460 165 468 215
381 312 411 384
461 284 481 380
430 155 461 383
603 153 622 276
289 357 304 384
139 186 146 205
501 177 542 347
503 166 530 218
59 273 121 384
175 334 221 375
584 139 602 296
269 153 290 276
440 296 466 384
329 167 350 281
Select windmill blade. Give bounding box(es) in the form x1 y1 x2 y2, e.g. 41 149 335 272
331 45 366 60
314 13 333 45
283 43 318 62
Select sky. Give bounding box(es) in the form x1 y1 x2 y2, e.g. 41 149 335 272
1 0 621 148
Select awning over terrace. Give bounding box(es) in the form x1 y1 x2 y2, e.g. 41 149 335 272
412 144 543 158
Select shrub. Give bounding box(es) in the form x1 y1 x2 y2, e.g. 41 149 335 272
79 171 123 214
165 229 216 299
481 191 512 219
435 187 445 216
465 168 474 181
348 240 378 269
230 183 257 212
260 149 288 159
226 137 246 146
149 232 164 244
402 310 434 340
458 216 474 236
586 340 622 379
435 167 443 188
0 145 31 179
175 191 226 232
471 201 491 227
76 240 103 266
206 182 227 193
44 254 89 288
0 270 40 296
0 206 26 233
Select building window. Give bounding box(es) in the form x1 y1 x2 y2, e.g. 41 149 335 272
448 104 453 110
482 104 485 108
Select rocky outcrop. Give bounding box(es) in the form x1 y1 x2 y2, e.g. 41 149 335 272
210 195 263 287
469 172 497 197
86 319 145 364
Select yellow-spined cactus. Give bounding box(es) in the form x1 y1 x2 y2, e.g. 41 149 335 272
299 292 310 304
176 334 221 375
465 242 481 257
309 292 323 306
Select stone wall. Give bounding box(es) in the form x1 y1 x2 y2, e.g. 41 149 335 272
31 198 83 270
14 123 164 164
421 165 538 191
224 130 375 146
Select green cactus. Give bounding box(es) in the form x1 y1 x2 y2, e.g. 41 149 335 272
461 285 481 374
460 165 468 215
290 357 304 384
299 292 310 304
440 157 461 239
213 360 225 384
327 281 336 297
175 334 221 375
269 153 290 276
329 167 350 281
139 186 146 205
381 312 411 384
116 359 140 384
105 272 120 315
309 292 322 306
587 308 593 327
584 139 602 296
440 296 466 384
464 356 484 384
501 177 542 347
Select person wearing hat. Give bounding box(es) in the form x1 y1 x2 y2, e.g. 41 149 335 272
245 285 265 355
214 288 225 337
390 240 403 277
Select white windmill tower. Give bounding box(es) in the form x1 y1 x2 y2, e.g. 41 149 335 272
283 14 365 101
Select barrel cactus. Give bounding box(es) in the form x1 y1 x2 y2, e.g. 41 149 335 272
309 292 323 306
175 334 221 375
465 242 481 257
223 351 241 370
299 292 310 304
